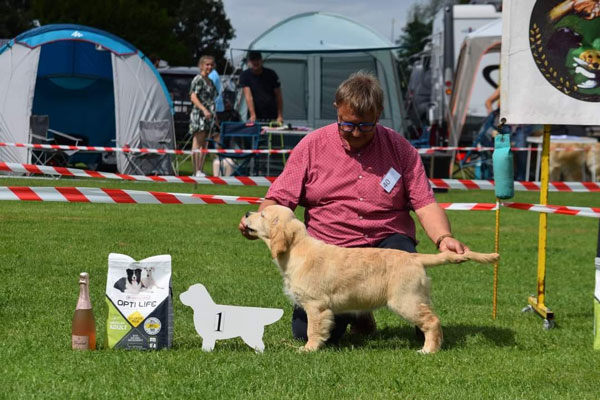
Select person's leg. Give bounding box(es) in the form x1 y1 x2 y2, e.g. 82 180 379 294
376 233 417 252
513 125 528 181
206 130 220 176
292 306 354 344
192 131 207 175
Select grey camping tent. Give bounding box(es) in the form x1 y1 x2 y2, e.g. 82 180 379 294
237 12 407 133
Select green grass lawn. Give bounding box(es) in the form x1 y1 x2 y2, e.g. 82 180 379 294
0 176 599 399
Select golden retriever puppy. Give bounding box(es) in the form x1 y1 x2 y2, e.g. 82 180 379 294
549 143 586 181
243 205 499 353
585 143 600 181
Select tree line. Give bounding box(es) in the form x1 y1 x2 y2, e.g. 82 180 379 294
0 0 234 69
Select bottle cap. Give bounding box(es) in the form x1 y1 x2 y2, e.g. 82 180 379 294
79 272 89 284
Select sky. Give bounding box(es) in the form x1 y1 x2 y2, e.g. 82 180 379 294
221 0 426 59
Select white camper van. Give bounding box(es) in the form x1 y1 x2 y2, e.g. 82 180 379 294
429 3 501 143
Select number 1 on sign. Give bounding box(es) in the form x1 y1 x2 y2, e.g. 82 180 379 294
214 312 224 331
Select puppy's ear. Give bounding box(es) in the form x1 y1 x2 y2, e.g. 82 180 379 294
270 220 290 259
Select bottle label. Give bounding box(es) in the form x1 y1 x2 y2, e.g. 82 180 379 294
72 335 90 350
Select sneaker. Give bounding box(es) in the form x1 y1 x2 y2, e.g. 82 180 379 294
194 171 206 177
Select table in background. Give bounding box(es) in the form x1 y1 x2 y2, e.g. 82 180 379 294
260 127 312 176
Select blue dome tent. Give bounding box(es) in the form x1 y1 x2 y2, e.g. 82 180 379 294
0 24 175 173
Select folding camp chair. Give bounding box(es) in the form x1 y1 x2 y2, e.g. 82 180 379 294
129 120 175 175
409 127 431 149
29 115 51 165
29 115 83 166
217 122 262 176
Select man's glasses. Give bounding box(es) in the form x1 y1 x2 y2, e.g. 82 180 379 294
337 121 376 133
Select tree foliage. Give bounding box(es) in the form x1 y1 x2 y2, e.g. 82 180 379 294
395 3 437 88
1 0 234 68
0 0 34 38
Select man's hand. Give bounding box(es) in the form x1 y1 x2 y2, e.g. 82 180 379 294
438 237 470 254
238 216 259 240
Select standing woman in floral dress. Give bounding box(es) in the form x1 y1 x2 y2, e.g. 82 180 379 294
189 55 217 176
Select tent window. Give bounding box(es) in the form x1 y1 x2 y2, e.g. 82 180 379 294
264 60 308 120
320 56 378 119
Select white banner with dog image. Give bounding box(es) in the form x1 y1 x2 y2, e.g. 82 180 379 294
501 0 600 125
105 253 173 350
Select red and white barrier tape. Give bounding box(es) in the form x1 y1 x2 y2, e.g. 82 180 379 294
0 142 546 156
502 202 600 218
439 202 600 218
0 186 262 205
417 146 538 154
1 185 598 217
0 162 276 186
0 142 291 155
3 162 599 192
439 203 498 211
429 178 600 192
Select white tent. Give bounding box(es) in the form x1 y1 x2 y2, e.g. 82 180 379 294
240 12 406 133
0 24 175 173
448 19 502 146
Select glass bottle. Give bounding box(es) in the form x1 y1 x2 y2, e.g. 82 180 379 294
71 272 96 350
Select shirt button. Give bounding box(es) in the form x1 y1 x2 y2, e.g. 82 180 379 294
364 234 368 238
359 216 363 220
359 197 363 201
358 175 363 179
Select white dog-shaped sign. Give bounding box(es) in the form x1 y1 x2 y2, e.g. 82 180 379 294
180 283 283 352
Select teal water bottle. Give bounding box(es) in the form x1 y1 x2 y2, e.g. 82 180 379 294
492 132 514 199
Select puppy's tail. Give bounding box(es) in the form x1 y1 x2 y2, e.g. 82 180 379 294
416 251 499 268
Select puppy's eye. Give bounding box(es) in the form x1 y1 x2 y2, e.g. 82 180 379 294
260 212 264 218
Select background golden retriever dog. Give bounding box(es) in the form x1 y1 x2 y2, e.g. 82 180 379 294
549 143 587 181
585 143 600 181
243 205 499 354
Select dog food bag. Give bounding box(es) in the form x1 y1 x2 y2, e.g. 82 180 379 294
105 253 173 350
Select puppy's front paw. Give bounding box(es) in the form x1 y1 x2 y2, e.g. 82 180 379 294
300 341 320 352
298 345 310 353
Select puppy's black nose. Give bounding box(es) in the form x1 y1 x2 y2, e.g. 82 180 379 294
245 211 251 218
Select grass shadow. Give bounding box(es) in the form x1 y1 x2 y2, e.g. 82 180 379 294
339 324 516 351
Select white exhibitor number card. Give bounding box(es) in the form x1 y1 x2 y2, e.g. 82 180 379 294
381 167 401 193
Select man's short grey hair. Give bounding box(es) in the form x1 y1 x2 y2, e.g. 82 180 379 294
335 71 384 118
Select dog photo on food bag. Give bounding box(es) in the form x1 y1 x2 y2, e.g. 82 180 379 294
243 205 499 353
141 267 163 290
113 268 142 294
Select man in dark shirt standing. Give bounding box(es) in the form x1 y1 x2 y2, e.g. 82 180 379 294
239 51 283 124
